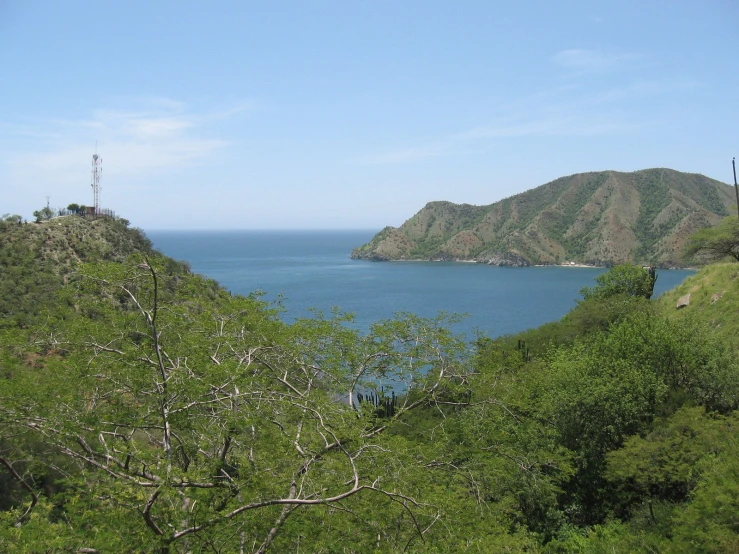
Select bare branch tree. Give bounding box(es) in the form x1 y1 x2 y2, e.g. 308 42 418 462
4 257 467 551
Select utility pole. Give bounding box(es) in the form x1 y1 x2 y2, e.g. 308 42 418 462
733 158 739 219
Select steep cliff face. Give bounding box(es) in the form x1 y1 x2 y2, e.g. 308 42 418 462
352 169 736 267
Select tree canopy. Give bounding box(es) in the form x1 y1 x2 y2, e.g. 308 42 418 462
3 219 739 552
579 263 657 301
684 215 739 263
32 206 54 223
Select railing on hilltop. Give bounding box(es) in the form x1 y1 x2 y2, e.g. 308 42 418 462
57 207 116 220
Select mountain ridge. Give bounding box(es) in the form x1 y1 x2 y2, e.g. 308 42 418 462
352 168 736 267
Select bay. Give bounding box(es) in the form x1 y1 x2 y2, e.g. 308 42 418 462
147 230 694 339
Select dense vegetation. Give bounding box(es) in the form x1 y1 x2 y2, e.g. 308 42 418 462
0 213 159 328
352 168 736 267
2 214 739 552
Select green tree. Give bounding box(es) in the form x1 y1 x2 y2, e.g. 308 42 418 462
528 309 739 525
31 206 53 223
684 216 739 263
669 436 739 553
1 214 22 224
580 263 657 301
606 407 736 512
537 335 667 524
0 255 475 552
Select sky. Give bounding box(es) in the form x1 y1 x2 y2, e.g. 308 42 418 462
1 1 737 230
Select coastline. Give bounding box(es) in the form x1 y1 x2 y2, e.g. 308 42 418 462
383 259 605 268
374 259 694 270
549 263 604 269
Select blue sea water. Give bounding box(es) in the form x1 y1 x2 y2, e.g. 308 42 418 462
147 230 694 339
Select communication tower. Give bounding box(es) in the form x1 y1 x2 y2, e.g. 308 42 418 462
91 149 102 214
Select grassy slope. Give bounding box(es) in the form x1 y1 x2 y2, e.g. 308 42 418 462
486 262 739 358
656 262 739 349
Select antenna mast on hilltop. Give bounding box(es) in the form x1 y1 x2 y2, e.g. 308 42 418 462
91 145 102 214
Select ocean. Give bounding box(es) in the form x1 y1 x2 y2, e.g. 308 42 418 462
147 230 694 339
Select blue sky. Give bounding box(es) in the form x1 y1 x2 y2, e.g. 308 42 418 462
1 1 737 229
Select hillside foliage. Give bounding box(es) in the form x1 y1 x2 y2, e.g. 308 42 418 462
684 215 739 263
0 215 177 329
2 216 739 552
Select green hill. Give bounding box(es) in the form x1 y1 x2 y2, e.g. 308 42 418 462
0 215 166 328
352 168 736 267
3 210 739 553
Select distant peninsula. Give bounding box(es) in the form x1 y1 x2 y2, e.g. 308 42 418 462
351 168 736 268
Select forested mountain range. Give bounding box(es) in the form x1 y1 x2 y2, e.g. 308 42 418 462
3 212 739 552
352 168 736 267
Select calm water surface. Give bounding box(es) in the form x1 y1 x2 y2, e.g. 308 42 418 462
147 230 694 339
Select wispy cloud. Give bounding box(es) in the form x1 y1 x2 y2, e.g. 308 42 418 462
91 109 195 139
460 109 652 147
353 143 453 165
354 114 650 166
0 98 249 203
456 115 652 140
586 79 698 104
552 48 643 74
354 79 673 166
